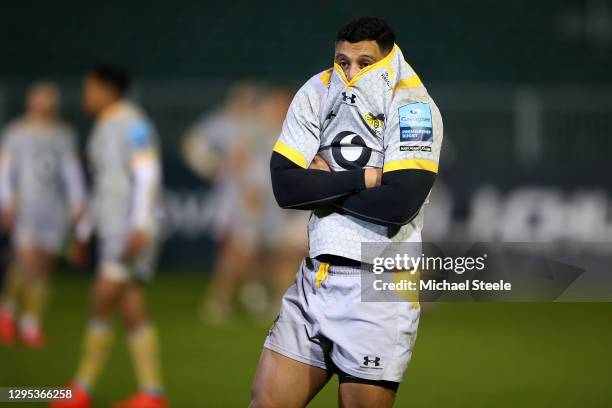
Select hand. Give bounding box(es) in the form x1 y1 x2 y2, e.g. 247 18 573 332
69 207 86 224
1 209 14 232
69 240 89 267
309 155 331 172
125 229 149 258
364 168 383 188
243 189 263 214
226 144 250 175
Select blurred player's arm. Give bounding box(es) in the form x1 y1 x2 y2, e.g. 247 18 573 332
61 133 87 223
63 132 90 266
126 122 161 257
0 133 17 231
180 124 221 180
130 152 160 229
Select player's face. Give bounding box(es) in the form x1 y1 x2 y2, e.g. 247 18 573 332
334 40 386 82
27 85 59 118
82 74 115 116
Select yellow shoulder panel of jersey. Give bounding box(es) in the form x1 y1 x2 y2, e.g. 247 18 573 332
383 159 438 174
273 140 308 169
392 74 423 96
319 68 333 86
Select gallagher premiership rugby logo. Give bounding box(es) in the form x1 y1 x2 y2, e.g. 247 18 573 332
331 130 372 170
399 102 433 142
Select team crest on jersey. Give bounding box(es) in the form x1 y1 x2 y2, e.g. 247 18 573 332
399 102 433 142
364 113 385 129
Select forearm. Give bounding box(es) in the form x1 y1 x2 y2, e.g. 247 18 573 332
0 152 15 210
334 169 436 226
271 152 365 210
75 211 93 242
61 154 87 214
129 154 161 230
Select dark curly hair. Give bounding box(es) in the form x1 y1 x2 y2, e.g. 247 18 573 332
89 64 131 96
336 17 396 54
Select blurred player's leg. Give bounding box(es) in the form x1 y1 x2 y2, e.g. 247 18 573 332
54 268 167 408
50 275 122 407
0 241 56 348
201 236 256 322
250 349 331 408
120 284 165 400
0 262 22 345
55 275 122 408
17 245 55 348
112 244 167 408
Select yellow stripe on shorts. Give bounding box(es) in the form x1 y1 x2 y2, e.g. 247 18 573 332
315 263 330 288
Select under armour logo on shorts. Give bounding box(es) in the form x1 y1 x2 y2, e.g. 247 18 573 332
363 356 381 367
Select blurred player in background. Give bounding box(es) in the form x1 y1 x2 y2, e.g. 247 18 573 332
183 83 309 322
0 81 86 348
181 81 268 322
52 66 167 408
254 86 309 306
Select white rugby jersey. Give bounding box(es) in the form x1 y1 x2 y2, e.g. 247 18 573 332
0 119 85 224
87 102 161 236
273 45 443 262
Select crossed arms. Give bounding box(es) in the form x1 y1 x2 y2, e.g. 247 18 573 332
270 152 436 226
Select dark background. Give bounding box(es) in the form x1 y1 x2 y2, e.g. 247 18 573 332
1 0 611 82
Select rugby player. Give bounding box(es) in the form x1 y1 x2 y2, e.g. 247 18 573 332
51 66 167 408
250 18 443 407
0 82 86 348
181 82 270 321
255 87 309 307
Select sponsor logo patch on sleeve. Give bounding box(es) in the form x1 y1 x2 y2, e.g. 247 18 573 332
398 102 433 142
128 121 152 149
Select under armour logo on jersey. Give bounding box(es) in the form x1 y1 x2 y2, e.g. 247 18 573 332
363 356 381 367
342 92 357 104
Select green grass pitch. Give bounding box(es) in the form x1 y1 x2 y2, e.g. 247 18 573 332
1 270 612 407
